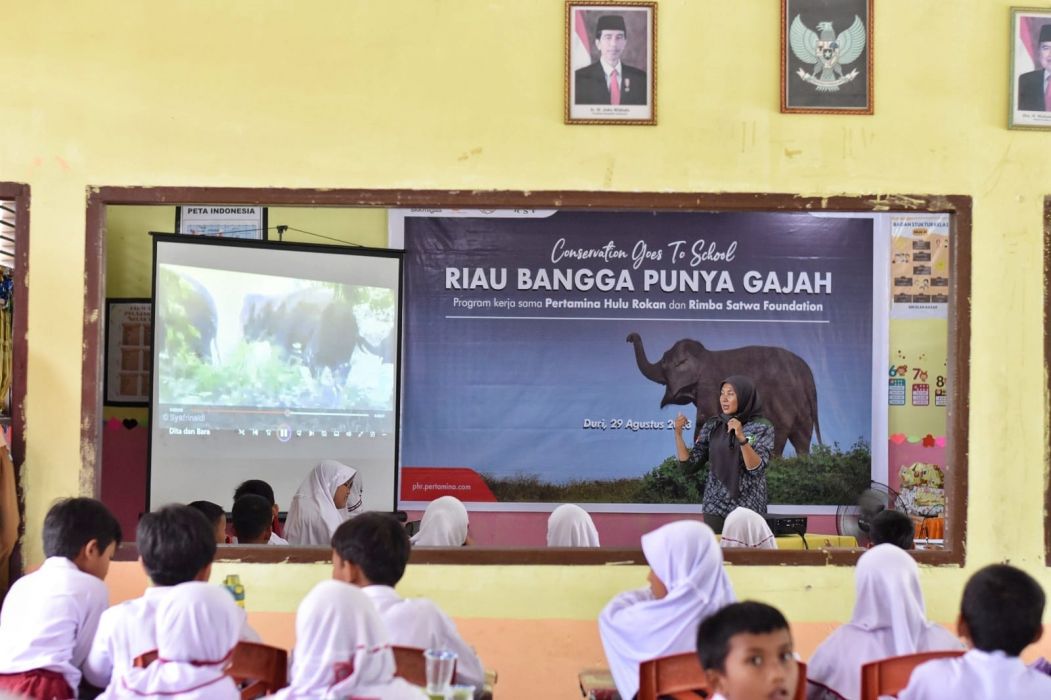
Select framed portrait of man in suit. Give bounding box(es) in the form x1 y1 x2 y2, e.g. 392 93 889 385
781 0 873 114
565 1 656 125
1009 8 1051 130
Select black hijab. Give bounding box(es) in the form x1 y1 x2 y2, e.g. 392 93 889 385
708 375 763 500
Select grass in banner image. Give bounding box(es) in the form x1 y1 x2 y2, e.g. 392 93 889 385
401 210 876 506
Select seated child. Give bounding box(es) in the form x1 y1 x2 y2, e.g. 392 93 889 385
599 520 736 700
900 564 1051 699
269 580 425 700
869 509 914 550
231 495 274 545
84 504 249 693
187 501 227 544
0 498 121 699
807 544 961 700
119 582 242 700
546 504 600 547
232 479 287 544
285 461 362 546
720 507 777 549
697 601 799 700
331 513 486 691
410 496 470 547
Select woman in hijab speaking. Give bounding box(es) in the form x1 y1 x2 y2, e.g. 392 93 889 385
672 375 774 534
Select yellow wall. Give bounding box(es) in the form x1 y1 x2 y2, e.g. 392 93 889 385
4 0 1051 671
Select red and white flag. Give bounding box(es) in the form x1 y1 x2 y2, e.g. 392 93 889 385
571 10 592 71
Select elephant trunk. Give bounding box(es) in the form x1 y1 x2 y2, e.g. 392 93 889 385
626 332 666 384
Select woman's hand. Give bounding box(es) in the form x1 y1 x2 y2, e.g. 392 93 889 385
727 418 744 441
673 412 687 435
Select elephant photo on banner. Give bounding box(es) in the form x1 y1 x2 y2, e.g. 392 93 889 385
627 332 821 457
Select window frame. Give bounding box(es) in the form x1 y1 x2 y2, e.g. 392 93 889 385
86 188 971 567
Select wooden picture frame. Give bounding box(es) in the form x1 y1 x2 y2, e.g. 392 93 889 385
104 298 152 406
1009 7 1051 130
781 0 873 115
565 1 656 125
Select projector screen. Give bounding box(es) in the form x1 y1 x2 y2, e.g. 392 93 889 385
148 235 402 515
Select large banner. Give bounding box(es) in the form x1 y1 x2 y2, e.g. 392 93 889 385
399 211 878 511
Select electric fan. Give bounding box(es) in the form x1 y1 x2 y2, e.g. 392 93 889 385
836 482 906 547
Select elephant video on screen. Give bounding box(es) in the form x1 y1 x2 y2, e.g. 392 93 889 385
159 268 219 364
627 332 822 456
240 287 359 381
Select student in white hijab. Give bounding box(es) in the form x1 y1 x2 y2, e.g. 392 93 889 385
546 504 600 547
269 580 425 700
410 496 469 547
599 519 736 700
806 544 963 700
284 460 362 546
720 507 777 550
118 582 242 700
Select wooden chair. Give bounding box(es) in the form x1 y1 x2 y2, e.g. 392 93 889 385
391 645 430 687
228 641 288 699
133 641 287 700
637 652 807 700
859 650 964 700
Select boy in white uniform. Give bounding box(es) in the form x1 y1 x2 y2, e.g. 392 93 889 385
0 498 122 699
330 512 486 693
697 601 799 700
83 504 256 695
900 564 1051 699
232 479 287 545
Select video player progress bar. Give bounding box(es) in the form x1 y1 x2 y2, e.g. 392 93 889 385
200 408 373 417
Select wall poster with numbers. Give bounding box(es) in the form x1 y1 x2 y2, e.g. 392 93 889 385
886 213 951 525
392 210 901 513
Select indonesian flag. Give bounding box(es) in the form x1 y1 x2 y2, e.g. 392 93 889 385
571 10 592 71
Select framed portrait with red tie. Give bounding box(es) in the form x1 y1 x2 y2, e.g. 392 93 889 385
1010 7 1051 130
565 1 656 125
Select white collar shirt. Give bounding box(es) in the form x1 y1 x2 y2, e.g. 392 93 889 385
83 585 169 692
899 648 1051 699
0 557 110 693
599 59 623 91
361 585 486 689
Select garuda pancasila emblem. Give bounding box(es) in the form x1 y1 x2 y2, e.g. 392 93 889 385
789 15 866 92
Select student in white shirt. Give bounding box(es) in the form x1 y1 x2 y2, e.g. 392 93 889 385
806 544 962 700
697 602 800 700
900 564 1051 699
186 501 228 545
546 504 600 547
331 513 486 693
720 507 777 550
599 520 736 700
232 479 288 545
118 582 241 700
83 505 256 696
0 497 121 699
285 460 361 546
230 495 276 545
269 580 425 700
410 496 470 547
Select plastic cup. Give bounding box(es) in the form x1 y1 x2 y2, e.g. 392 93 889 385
424 649 457 695
449 684 476 700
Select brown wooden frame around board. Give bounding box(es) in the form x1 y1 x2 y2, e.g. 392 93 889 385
86 188 971 567
1046 196 1051 567
0 182 30 586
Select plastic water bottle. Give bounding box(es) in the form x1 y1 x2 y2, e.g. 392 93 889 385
223 574 246 608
